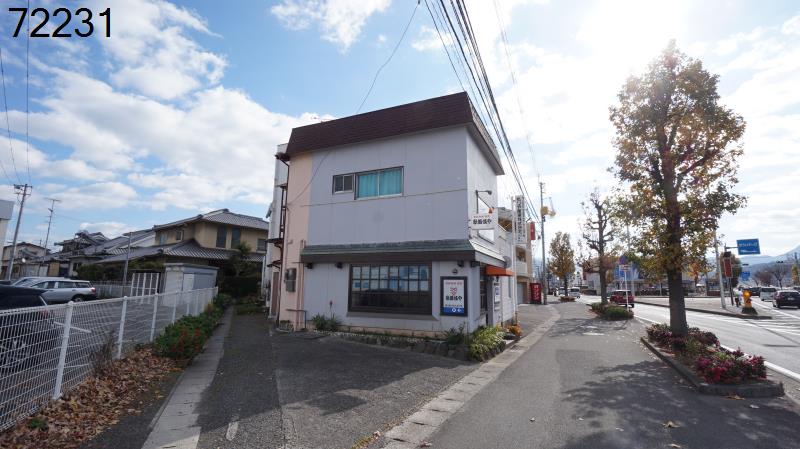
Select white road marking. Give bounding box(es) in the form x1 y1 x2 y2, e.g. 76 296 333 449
226 414 239 441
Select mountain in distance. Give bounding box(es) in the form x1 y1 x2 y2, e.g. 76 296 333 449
739 244 800 268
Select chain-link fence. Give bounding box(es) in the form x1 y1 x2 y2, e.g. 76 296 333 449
0 287 217 432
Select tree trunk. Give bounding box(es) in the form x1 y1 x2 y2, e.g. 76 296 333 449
564 277 569 298
667 268 687 335
599 267 608 304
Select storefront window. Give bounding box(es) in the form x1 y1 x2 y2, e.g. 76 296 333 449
349 263 432 314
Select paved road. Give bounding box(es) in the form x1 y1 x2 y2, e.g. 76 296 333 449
423 301 800 449
579 295 800 378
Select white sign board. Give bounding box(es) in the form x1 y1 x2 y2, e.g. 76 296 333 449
441 277 467 316
513 195 526 245
470 212 495 230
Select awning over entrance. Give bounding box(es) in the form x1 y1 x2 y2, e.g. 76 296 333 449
485 265 514 276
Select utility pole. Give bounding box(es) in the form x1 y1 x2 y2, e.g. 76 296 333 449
714 235 726 309
6 183 32 280
539 181 548 302
43 197 61 251
122 231 133 287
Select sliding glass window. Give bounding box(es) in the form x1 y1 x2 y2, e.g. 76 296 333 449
349 263 431 314
356 167 402 199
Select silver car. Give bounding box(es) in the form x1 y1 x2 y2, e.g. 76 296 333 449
24 279 97 303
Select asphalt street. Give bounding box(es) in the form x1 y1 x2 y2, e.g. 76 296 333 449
422 301 800 449
578 295 800 377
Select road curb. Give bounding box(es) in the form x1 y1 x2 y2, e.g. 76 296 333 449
380 306 561 449
636 300 773 320
640 337 784 398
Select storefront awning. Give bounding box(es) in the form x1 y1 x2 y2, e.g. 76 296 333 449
486 265 514 276
299 239 505 266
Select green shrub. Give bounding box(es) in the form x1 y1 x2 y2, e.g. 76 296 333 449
468 325 505 361
214 293 233 309
236 303 262 315
220 276 260 298
603 306 633 320
154 304 223 360
444 324 468 346
310 314 341 332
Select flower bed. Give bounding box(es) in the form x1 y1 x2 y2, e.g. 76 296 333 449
153 299 225 362
646 323 766 384
589 301 633 320
559 295 576 302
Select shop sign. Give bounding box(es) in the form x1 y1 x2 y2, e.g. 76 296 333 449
441 277 467 316
470 212 495 230
514 195 527 245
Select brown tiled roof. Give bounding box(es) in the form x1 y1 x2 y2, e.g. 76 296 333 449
285 92 504 174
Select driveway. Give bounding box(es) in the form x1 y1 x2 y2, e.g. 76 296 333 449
196 314 477 449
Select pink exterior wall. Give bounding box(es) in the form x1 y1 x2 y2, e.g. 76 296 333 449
278 152 312 329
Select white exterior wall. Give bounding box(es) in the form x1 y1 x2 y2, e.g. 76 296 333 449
294 125 504 335
303 261 487 334
306 127 470 245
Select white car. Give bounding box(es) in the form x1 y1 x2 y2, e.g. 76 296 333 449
569 287 581 298
760 287 777 301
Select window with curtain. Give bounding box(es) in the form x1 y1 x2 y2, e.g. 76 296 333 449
356 167 403 199
349 263 431 314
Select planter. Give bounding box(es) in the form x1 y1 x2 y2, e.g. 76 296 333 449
641 337 784 398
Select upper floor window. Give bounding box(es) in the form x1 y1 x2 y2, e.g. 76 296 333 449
216 226 227 248
257 238 267 252
333 174 354 193
176 229 184 241
356 167 402 199
231 228 242 247
159 233 167 245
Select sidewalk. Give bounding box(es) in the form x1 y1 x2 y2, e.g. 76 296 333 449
417 301 800 449
635 296 773 319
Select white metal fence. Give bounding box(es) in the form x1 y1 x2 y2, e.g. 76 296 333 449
0 287 218 432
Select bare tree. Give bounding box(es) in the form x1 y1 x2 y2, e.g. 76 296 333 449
752 270 772 286
765 262 790 287
581 189 617 304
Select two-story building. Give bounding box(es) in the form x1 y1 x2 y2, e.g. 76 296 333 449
270 93 520 337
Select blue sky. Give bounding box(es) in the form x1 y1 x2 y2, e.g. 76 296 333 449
0 0 798 257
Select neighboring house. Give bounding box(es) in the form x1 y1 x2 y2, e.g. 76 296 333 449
41 230 156 277
270 92 520 336
1 242 48 278
96 209 268 270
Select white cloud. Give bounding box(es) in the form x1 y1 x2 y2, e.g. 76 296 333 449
55 182 138 210
93 0 225 99
782 14 800 35
271 0 390 50
412 25 450 51
78 221 137 237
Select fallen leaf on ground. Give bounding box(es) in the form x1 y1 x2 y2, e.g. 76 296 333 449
615 428 624 432
530 418 536 422
663 421 680 428
669 444 682 448
419 443 432 448
726 394 744 400
578 417 584 421
749 404 760 409
373 430 381 437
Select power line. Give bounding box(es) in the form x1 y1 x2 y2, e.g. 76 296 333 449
492 0 539 178
356 0 420 114
0 47 18 186
426 0 539 220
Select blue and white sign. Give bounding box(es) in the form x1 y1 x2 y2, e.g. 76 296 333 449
736 239 761 255
741 271 751 281
441 277 467 316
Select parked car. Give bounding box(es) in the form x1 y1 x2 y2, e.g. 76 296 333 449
14 276 70 287
24 279 97 303
609 290 635 307
0 285 60 372
773 290 800 309
569 287 581 298
760 287 777 301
